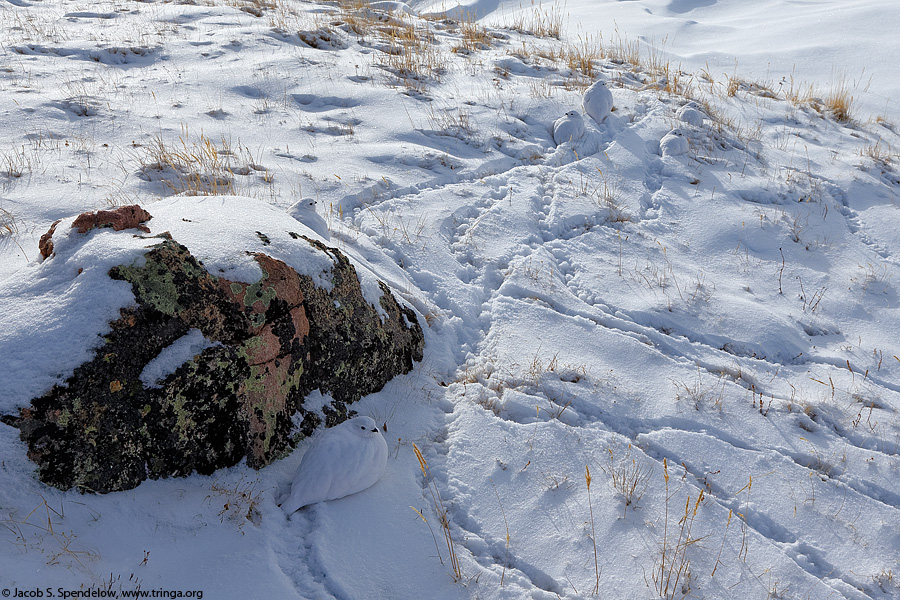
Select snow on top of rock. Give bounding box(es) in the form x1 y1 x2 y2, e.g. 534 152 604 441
0 195 404 413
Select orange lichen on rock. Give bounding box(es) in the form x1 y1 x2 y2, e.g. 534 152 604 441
39 206 153 260
39 219 62 259
71 205 152 234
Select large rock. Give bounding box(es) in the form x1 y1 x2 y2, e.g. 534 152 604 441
2 200 423 493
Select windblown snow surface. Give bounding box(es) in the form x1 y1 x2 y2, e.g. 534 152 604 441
1 1 900 598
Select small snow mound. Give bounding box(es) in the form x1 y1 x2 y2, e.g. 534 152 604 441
552 111 585 145
660 130 689 157
677 104 705 127
583 80 613 124
368 0 412 13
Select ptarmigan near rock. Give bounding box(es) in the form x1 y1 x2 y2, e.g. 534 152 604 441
282 416 388 513
583 80 613 124
288 198 330 240
552 110 586 145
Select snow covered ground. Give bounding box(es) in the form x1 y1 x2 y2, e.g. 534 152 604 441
2 1 900 598
472 0 900 125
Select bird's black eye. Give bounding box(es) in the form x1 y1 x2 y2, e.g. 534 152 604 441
360 426 366 430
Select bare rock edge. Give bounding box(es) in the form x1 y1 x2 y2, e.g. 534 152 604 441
3 223 423 493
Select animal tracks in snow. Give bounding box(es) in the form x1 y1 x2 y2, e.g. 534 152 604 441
5 2 900 597
12 43 161 66
292 94 362 112
274 507 340 600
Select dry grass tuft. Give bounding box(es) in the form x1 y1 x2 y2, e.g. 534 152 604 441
140 132 235 196
377 16 446 91
607 29 641 67
653 459 704 600
673 367 725 410
576 167 629 223
782 74 816 106
658 62 693 97
600 444 653 516
453 14 494 54
413 443 462 581
564 35 601 88
860 139 897 166
339 0 387 38
0 206 18 237
267 0 307 30
1 144 34 184
824 80 854 122
205 476 262 533
1 497 98 568
506 0 563 39
137 129 268 197
226 0 280 18
781 73 854 122
725 74 741 97
585 466 600 594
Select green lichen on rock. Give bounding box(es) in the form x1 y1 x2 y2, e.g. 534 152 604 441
297 239 424 416
111 236 226 328
6 230 423 493
149 344 247 478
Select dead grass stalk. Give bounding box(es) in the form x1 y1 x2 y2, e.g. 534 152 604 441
413 443 462 581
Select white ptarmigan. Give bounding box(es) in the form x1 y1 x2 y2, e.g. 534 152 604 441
552 110 586 145
677 104 705 127
583 80 614 124
287 198 330 240
282 416 388 513
660 129 690 157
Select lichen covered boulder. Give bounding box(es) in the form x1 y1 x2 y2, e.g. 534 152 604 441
1 198 423 493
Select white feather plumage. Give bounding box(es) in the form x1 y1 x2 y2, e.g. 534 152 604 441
282 416 388 513
552 110 585 145
660 129 689 157
583 80 613 124
288 197 330 240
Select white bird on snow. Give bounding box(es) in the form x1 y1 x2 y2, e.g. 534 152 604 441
660 129 690 157
288 197 330 240
282 415 388 514
552 110 585 145
583 79 614 124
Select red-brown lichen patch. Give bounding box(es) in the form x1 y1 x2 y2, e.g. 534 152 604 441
252 253 305 307
243 325 282 366
71 205 152 234
241 358 297 465
290 306 310 340
39 219 62 259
